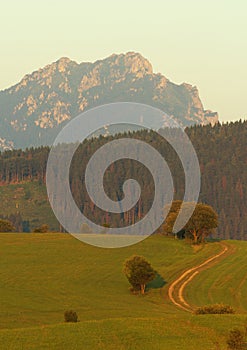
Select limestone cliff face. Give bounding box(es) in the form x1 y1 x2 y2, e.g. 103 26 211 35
0 52 218 149
180 83 219 125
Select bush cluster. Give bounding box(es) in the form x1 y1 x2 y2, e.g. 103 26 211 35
64 310 78 323
33 224 49 233
227 328 245 350
195 304 235 315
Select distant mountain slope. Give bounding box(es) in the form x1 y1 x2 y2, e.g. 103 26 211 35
0 52 218 150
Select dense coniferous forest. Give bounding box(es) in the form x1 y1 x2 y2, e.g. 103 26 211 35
0 120 246 240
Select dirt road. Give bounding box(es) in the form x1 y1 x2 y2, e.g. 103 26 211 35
168 243 230 312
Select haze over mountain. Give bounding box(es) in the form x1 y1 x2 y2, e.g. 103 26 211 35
0 52 218 150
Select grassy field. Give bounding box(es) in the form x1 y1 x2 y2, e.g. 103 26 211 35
1 315 246 350
0 233 246 349
185 240 247 313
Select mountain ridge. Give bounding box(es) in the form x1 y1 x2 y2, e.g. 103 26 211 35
0 52 218 150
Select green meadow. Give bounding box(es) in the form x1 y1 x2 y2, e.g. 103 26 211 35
0 233 246 349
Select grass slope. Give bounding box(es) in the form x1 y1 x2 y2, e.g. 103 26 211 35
185 240 247 312
0 234 246 349
1 315 247 350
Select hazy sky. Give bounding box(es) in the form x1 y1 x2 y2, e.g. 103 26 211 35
1 0 246 122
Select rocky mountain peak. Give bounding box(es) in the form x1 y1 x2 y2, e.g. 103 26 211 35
108 52 153 76
53 57 76 72
0 52 218 150
118 51 153 75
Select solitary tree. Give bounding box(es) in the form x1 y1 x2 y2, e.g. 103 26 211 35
123 255 156 294
162 201 218 243
186 203 218 243
0 219 15 232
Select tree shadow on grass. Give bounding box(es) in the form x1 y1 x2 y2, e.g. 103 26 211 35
147 273 166 290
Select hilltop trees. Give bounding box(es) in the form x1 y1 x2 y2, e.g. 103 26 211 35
162 201 218 243
186 203 218 243
123 255 156 294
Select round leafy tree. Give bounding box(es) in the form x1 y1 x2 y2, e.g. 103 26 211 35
163 201 218 243
123 255 156 294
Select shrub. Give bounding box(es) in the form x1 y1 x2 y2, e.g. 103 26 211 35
0 219 16 232
33 224 49 233
80 223 92 233
64 310 78 323
101 223 110 234
195 304 235 315
227 328 245 349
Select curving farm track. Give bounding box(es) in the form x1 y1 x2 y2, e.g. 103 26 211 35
168 242 231 312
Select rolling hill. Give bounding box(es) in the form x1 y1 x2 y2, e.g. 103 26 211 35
0 233 246 349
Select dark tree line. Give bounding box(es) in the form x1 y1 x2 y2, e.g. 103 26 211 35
0 120 246 239
0 146 49 184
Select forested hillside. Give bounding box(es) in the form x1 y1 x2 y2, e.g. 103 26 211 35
0 120 246 239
